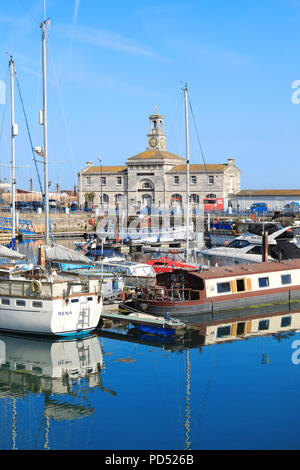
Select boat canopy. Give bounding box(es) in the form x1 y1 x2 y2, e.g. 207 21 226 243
44 244 95 266
0 244 27 260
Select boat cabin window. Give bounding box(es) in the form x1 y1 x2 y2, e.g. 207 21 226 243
16 300 25 307
236 322 246 335
217 325 231 337
87 297 93 301
71 298 79 303
228 240 250 249
281 316 292 327
2 298 10 305
217 282 231 293
281 274 291 285
32 301 43 308
236 279 245 292
247 246 262 255
258 277 269 288
258 319 269 331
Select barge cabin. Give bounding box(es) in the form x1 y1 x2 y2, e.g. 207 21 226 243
130 259 300 317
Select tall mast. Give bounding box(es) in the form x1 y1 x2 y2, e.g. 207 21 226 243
41 19 50 245
9 56 17 250
184 84 190 263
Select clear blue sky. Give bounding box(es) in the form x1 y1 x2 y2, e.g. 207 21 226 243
0 0 300 192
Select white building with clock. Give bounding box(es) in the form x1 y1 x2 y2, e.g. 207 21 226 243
78 109 241 214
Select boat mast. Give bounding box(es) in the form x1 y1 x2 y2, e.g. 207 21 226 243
41 19 50 245
9 56 17 250
184 84 190 263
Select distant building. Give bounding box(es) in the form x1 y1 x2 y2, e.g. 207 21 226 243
231 190 300 212
78 110 241 212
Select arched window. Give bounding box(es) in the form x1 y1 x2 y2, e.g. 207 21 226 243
152 120 157 130
171 194 182 205
115 194 123 204
206 193 216 199
190 194 199 204
102 194 109 204
138 179 154 191
142 181 154 190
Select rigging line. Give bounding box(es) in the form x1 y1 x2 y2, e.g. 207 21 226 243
0 68 9 149
14 70 55 244
188 96 208 176
14 72 43 195
47 35 74 165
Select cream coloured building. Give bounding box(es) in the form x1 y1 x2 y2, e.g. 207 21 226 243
78 110 241 213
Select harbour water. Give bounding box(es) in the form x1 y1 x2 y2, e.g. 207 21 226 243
1 240 300 451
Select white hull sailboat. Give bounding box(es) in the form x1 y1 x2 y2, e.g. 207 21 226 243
0 21 102 336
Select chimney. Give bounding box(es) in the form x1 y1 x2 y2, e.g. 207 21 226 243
227 158 235 166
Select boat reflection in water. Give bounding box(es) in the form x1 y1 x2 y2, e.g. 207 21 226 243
0 332 113 449
101 302 300 351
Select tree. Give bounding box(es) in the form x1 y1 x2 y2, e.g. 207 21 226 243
84 192 96 207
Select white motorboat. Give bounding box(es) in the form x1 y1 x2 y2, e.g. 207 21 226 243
198 225 300 265
95 259 157 287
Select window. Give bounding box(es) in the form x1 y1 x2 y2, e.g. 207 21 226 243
191 175 197 184
258 319 269 331
87 297 93 301
236 322 246 335
217 325 231 338
281 316 292 328
174 176 179 185
2 298 10 305
236 279 245 292
248 246 262 254
16 300 25 306
86 176 91 185
142 182 153 190
191 194 199 204
117 176 122 185
71 298 79 303
208 175 214 184
281 274 291 285
258 277 269 288
101 176 106 185
217 282 231 293
32 301 43 308
228 240 250 249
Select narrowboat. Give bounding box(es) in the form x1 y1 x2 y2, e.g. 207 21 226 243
128 259 300 317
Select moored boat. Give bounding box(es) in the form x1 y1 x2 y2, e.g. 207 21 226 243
146 256 200 274
128 259 300 317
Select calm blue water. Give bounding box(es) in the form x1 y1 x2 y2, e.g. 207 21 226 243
1 240 300 450
0 316 300 451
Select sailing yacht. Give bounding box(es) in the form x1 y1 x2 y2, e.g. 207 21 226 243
0 21 102 336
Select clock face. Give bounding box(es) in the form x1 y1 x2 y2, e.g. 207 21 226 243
149 137 158 148
159 137 165 147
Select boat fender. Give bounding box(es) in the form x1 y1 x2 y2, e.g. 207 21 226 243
31 280 42 294
88 218 95 226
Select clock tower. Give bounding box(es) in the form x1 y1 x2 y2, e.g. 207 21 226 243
147 107 166 151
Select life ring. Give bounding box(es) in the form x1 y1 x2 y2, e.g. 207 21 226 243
31 280 42 294
88 218 95 225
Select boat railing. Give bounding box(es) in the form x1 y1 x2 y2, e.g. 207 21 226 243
142 286 201 302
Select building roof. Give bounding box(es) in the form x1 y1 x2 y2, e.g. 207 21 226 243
169 164 227 173
234 190 300 197
127 150 184 161
84 165 127 174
